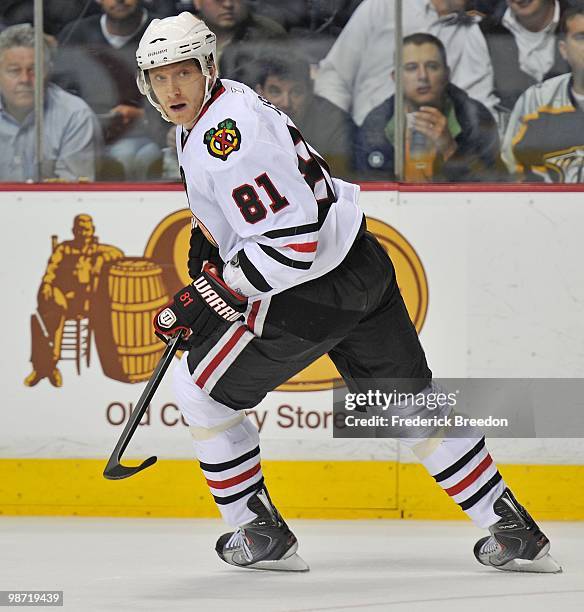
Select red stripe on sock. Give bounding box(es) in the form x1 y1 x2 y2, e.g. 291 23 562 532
206 462 261 489
284 241 318 253
196 325 247 388
445 454 493 497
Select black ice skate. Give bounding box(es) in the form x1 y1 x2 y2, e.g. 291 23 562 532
215 488 309 572
474 488 561 573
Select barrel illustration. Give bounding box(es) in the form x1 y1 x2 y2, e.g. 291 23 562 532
92 258 169 383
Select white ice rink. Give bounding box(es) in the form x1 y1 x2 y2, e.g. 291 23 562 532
1 518 583 612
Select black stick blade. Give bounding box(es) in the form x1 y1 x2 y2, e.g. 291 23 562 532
102 331 185 482
103 455 158 480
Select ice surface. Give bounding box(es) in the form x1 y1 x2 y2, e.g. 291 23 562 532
1 518 582 611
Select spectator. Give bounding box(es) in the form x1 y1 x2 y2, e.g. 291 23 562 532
142 1 180 17
192 0 287 83
471 0 507 17
502 3 584 182
314 0 499 127
245 0 366 64
147 1 195 17
355 33 506 181
56 0 163 180
0 2 176 38
248 0 365 36
254 52 355 177
0 24 101 181
0 1 102 37
480 0 571 116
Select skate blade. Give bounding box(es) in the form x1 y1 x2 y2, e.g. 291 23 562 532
239 542 309 572
245 552 310 572
495 552 562 574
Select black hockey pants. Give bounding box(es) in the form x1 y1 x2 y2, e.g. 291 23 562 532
187 218 432 410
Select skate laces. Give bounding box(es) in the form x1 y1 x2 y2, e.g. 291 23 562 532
226 528 254 562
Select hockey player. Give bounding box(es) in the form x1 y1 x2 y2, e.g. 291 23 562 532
136 12 561 573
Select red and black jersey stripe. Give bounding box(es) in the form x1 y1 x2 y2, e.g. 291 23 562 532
259 244 313 270
262 221 321 240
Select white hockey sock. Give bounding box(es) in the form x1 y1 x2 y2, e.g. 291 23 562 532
390 383 507 529
173 353 263 527
413 436 506 528
194 418 264 527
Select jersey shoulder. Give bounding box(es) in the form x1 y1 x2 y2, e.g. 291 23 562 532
188 80 262 171
520 73 571 113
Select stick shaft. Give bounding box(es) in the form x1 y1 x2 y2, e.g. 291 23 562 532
107 332 184 463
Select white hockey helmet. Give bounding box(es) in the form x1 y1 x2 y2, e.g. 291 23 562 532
136 12 217 123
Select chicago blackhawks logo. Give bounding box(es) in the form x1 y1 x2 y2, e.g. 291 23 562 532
204 118 241 161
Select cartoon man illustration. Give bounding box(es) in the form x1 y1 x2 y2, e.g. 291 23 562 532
24 214 124 387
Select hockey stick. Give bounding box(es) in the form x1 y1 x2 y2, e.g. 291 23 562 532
103 330 185 480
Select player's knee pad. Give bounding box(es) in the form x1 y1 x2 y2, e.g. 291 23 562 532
393 382 485 460
191 416 260 466
195 416 260 448
375 381 457 447
173 352 243 428
189 412 245 440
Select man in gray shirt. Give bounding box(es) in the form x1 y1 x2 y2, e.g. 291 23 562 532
0 24 101 182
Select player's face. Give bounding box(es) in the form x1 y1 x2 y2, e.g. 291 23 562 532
0 47 38 117
193 0 246 30
99 0 141 21
149 60 208 127
401 43 449 109
256 75 309 122
559 15 584 77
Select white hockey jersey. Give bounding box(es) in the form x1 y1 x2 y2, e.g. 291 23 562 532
176 79 364 299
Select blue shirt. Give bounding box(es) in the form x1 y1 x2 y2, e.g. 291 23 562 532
0 83 102 181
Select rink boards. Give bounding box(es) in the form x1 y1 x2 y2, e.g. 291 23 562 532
1 183 583 519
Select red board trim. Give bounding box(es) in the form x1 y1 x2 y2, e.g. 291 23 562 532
1 181 584 193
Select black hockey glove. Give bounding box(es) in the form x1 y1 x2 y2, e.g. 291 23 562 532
188 222 223 280
154 263 248 348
